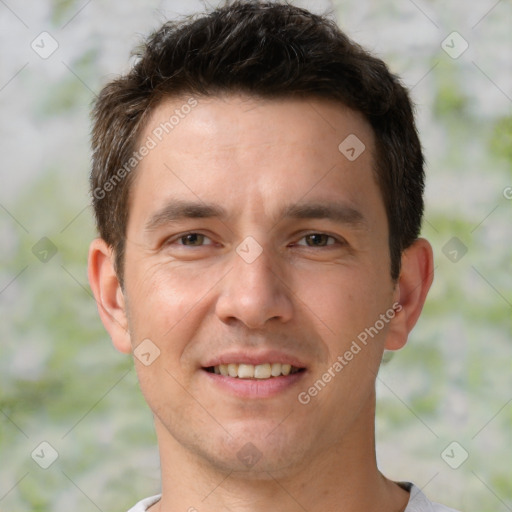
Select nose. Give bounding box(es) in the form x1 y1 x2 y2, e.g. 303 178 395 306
215 243 294 329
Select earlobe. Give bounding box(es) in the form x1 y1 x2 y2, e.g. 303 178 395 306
87 238 132 354
384 238 434 351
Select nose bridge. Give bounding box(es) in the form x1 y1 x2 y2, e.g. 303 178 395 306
216 238 293 328
235 239 277 290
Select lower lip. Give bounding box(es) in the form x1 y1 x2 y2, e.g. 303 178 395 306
201 369 306 399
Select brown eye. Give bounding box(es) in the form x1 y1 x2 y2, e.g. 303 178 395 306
305 234 331 247
296 233 338 247
172 233 213 246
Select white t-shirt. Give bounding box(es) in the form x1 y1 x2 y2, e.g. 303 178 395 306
126 482 461 511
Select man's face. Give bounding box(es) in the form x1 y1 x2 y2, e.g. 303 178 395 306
122 95 398 476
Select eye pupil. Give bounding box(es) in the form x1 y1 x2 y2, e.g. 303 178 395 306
307 234 328 246
183 233 203 245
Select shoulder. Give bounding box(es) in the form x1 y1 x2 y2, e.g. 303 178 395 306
403 483 461 512
125 494 161 512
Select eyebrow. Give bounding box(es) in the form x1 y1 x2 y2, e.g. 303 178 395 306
144 199 367 232
280 202 367 228
145 200 228 231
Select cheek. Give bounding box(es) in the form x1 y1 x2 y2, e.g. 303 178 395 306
124 256 230 362
124 263 209 409
124 259 202 346
293 263 393 357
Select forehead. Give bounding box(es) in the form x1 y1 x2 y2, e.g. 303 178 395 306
142 94 374 157
129 94 381 226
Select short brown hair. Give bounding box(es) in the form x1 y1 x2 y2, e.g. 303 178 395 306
90 0 424 283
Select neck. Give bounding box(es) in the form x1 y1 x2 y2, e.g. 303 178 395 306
150 394 409 512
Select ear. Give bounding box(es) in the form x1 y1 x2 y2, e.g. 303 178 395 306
88 238 132 354
384 238 434 351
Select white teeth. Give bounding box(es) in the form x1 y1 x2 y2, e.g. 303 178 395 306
270 362 281 377
227 363 238 377
238 364 254 379
210 362 302 379
254 363 271 379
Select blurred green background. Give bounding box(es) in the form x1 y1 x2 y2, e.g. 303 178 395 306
0 1 510 510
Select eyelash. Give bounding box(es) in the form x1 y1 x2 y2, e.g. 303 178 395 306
166 232 345 248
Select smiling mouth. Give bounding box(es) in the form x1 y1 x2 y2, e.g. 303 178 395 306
203 363 305 379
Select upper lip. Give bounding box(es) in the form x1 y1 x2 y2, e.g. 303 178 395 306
202 350 307 369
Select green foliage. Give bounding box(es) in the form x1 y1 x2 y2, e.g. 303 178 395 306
433 63 469 119
490 116 512 163
50 0 80 26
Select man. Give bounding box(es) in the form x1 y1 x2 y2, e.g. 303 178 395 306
88 2 459 511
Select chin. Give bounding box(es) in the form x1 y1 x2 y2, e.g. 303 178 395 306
202 425 312 478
